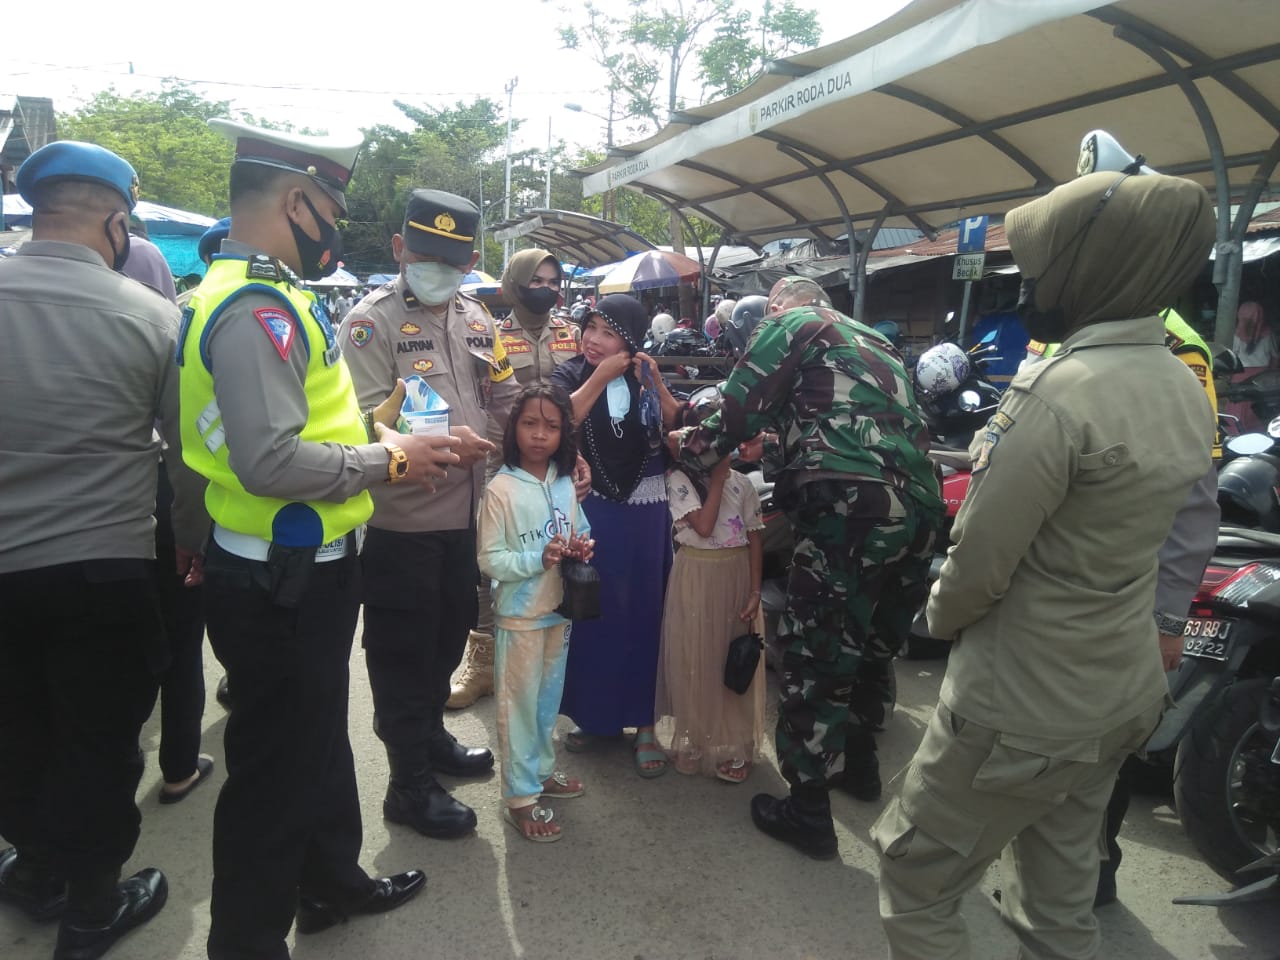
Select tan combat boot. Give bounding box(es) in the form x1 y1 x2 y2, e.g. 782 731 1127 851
446 631 495 709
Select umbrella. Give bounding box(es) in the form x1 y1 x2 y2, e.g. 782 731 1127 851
307 267 361 288
597 250 702 294
2 195 216 236
462 269 497 285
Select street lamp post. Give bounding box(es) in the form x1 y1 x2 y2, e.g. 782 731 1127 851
544 116 552 209
564 90 618 219
503 75 518 270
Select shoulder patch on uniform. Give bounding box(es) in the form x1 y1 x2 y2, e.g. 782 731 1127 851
349 319 373 348
973 431 999 473
246 255 283 282
989 411 1015 433
254 307 296 361
500 316 515 330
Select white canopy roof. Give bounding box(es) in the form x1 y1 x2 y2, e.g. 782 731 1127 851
579 0 1280 247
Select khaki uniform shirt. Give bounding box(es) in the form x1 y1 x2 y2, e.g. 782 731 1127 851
342 276 520 533
497 313 581 384
0 240 207 572
927 316 1214 742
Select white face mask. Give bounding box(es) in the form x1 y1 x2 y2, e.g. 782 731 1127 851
405 260 463 305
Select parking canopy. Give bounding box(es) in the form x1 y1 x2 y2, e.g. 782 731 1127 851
580 0 1278 244
490 208 655 268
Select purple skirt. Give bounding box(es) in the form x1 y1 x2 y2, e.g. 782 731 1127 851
559 466 672 734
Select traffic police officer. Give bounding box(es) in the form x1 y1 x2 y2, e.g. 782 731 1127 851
341 190 522 838
874 171 1216 960
182 120 454 959
0 141 202 958
670 275 943 861
448 246 581 709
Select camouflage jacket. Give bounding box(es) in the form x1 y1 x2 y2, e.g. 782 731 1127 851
677 305 942 513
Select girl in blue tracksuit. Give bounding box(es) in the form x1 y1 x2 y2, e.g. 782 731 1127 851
477 384 593 843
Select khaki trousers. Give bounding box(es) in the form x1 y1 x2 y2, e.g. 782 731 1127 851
873 701 1162 960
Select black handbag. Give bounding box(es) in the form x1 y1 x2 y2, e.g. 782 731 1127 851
556 556 601 621
723 631 763 694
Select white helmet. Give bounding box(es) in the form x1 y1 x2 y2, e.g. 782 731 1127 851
650 313 676 343
915 343 971 397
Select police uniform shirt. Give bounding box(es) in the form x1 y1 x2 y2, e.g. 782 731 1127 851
194 240 390 505
498 312 581 384
0 240 207 572
341 275 520 533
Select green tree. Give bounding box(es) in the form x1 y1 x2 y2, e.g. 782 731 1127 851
698 0 821 101
58 82 235 216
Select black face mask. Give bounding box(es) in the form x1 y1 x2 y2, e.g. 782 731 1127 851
290 192 342 280
104 213 131 272
1015 277 1068 343
517 285 560 315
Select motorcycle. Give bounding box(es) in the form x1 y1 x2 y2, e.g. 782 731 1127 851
1132 522 1280 885
903 335 1004 659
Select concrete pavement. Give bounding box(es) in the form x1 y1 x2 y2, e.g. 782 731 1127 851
3 646 1279 960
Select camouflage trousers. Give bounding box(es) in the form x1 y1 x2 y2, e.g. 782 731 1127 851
776 481 939 787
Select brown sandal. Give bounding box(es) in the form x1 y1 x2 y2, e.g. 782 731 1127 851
503 804 561 843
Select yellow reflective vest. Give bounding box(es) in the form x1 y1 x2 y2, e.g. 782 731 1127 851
177 259 373 546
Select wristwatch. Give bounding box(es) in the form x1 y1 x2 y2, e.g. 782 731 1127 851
385 444 409 483
1153 610 1188 636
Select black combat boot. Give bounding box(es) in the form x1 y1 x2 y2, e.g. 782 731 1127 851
382 748 477 840
750 783 839 860
832 730 882 802
0 847 66 922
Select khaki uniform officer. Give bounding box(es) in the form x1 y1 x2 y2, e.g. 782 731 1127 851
342 190 521 839
873 171 1217 960
184 120 453 960
449 247 581 709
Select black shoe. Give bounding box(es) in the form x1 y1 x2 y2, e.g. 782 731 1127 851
832 752 882 803
428 732 494 778
296 870 426 935
53 868 167 960
0 847 66 922
215 674 232 708
750 790 839 860
1094 864 1117 907
383 778 477 839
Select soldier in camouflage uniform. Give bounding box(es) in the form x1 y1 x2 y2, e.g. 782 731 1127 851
671 277 942 859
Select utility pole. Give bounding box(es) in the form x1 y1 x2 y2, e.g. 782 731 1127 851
502 76 518 270
544 116 552 209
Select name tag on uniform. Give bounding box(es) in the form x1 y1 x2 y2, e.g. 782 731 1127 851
324 341 343 366
316 535 349 562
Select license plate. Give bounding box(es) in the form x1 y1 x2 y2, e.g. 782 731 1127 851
1182 619 1233 661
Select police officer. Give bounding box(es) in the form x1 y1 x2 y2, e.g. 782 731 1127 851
183 120 454 959
341 190 521 838
0 142 204 958
447 247 582 709
873 171 1216 960
670 276 943 860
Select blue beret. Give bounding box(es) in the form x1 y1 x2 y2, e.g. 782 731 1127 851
198 217 232 264
17 141 140 210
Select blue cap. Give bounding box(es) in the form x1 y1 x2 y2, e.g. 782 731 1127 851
16 141 140 210
198 217 232 264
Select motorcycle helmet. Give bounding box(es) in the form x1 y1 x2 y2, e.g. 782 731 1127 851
650 312 676 344
915 342 971 397
726 295 768 355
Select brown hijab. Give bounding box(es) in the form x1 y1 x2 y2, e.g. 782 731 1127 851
1005 171 1215 333
501 247 561 330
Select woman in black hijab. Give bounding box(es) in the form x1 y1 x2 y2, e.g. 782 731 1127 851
551 294 680 775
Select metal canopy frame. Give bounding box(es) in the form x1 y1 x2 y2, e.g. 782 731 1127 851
576 0 1280 337
489 208 656 268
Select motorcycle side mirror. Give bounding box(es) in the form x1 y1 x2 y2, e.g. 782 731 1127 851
1269 416 1280 439
958 389 983 412
1214 349 1244 376
1226 433 1274 456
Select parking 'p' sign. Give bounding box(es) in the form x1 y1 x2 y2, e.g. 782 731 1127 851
957 216 988 254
